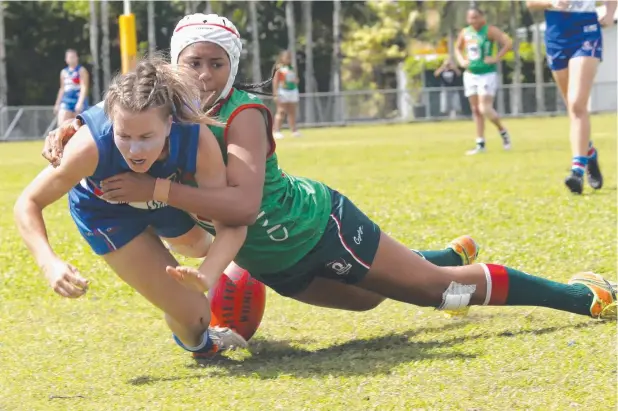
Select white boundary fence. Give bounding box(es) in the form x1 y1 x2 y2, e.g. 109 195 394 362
1 81 615 141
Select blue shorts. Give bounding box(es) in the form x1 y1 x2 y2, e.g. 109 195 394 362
69 202 196 256
546 37 603 71
61 97 89 113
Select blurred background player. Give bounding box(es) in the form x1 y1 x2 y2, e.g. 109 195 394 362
53 49 90 125
272 50 301 139
456 7 512 155
434 58 462 119
526 0 615 194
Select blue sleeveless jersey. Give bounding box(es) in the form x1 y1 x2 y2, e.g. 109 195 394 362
60 65 89 112
68 103 199 255
544 1 602 71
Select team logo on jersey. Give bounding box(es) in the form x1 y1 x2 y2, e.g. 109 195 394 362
326 258 353 276
582 41 593 51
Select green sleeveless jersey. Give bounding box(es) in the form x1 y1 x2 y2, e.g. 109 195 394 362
190 89 331 275
278 65 298 91
464 25 497 75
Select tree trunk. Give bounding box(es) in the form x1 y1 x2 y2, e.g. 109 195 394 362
101 0 111 90
285 1 297 66
303 1 314 123
533 21 545 112
509 0 522 116
89 0 101 102
0 2 8 137
248 1 262 83
185 1 197 15
204 1 212 14
332 0 342 123
147 0 156 57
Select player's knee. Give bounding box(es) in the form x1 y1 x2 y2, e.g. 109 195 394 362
164 229 212 258
471 105 482 117
567 98 588 118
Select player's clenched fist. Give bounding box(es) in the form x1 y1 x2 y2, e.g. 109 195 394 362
43 258 89 298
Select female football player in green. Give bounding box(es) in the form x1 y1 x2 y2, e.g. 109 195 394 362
43 14 616 359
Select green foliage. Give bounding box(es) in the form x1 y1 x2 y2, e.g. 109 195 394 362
60 0 90 19
1 115 616 409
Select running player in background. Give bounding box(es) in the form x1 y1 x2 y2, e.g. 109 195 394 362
526 0 615 194
53 49 90 125
43 15 617 357
17 57 248 360
272 50 301 139
455 7 513 155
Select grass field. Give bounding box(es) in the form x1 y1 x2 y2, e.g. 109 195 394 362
0 115 616 410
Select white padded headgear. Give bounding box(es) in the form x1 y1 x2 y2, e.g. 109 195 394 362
171 13 242 103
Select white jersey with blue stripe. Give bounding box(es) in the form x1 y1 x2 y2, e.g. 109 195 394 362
545 0 601 47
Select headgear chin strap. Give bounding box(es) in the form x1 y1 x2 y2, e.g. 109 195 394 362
170 13 242 103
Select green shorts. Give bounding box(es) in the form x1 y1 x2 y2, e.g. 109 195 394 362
257 188 381 297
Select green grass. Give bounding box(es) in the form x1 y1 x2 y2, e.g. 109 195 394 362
1 115 616 410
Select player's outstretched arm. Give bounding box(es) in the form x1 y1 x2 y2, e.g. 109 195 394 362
15 126 97 298
166 125 247 293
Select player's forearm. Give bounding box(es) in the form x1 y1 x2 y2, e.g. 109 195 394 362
167 182 260 226
14 198 58 268
496 41 513 60
77 86 88 105
54 89 63 106
605 1 617 18
197 224 247 289
454 49 466 66
525 0 552 10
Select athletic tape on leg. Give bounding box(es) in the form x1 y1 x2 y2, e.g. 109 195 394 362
438 281 476 310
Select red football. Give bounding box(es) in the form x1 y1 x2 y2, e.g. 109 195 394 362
208 262 266 341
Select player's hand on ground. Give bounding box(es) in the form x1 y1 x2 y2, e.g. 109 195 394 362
43 259 89 298
42 118 82 167
100 172 157 203
166 266 209 293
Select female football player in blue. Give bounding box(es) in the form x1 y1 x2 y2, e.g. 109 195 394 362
526 0 616 194
42 14 616 360
16 56 249 359
53 49 90 125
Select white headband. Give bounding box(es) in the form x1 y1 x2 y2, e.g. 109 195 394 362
170 13 242 103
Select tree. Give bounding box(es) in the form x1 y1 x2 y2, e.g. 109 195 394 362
248 1 262 83
509 0 522 115
0 1 7 136
147 0 156 57
101 0 111 90
89 0 100 102
302 1 314 123
285 1 296 66
332 0 342 120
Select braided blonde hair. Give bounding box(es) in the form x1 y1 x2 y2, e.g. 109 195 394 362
104 55 221 126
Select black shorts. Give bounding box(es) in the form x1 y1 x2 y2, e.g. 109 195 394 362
258 188 381 296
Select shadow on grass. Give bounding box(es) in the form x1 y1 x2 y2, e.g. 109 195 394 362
127 319 604 385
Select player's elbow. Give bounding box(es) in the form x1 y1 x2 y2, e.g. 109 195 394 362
13 194 38 226
237 203 260 226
